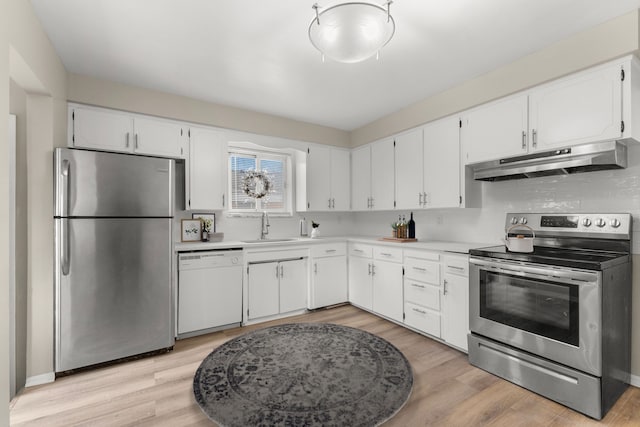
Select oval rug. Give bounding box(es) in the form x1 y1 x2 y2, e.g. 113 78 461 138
193 323 413 426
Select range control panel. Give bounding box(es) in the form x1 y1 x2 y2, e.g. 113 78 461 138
505 213 631 237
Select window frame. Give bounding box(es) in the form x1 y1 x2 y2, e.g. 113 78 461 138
227 147 293 216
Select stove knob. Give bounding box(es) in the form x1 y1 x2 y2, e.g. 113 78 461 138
519 217 528 224
595 218 606 228
582 218 592 227
610 219 621 228
510 217 519 225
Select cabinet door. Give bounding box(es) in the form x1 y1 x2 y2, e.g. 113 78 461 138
442 272 469 351
247 262 280 319
529 64 622 151
188 127 226 210
312 256 348 308
351 146 371 211
279 258 308 313
424 117 461 208
395 128 424 210
372 261 403 322
133 117 185 158
330 149 351 210
307 145 332 211
370 138 395 210
462 93 528 164
348 256 372 309
72 107 133 152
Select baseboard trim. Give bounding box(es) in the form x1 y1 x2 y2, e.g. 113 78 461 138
25 372 55 388
631 374 640 388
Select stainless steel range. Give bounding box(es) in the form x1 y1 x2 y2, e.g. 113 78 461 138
468 213 632 420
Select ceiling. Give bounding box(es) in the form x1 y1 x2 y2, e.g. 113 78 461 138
30 0 640 131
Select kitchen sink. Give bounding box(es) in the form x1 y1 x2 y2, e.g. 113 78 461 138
241 238 299 243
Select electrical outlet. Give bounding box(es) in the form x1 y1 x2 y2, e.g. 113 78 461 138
436 215 443 225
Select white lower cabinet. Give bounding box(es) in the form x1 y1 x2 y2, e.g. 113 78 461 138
348 244 374 310
441 254 469 351
310 243 348 309
403 250 442 338
372 247 403 323
247 258 307 321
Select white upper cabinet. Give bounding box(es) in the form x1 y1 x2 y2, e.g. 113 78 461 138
351 145 372 211
462 57 637 165
461 93 529 164
423 117 461 208
351 139 395 211
395 128 424 210
528 64 622 152
71 106 133 152
396 118 461 210
187 127 226 211
69 104 186 159
133 116 186 158
303 145 350 211
370 138 395 210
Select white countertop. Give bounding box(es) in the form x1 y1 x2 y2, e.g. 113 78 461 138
175 235 493 254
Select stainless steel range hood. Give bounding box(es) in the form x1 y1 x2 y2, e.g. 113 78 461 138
471 140 627 181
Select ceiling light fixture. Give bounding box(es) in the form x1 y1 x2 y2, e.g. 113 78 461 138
308 1 395 64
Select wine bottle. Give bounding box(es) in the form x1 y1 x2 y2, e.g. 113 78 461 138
408 212 416 239
397 215 402 239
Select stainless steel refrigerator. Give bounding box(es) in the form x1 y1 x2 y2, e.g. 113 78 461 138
54 148 175 373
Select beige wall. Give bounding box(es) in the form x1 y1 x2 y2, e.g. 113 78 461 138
1 0 10 423
351 9 640 146
9 79 27 396
67 73 351 148
7 0 67 387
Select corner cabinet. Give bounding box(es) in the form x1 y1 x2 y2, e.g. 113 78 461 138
69 104 187 159
186 127 227 211
462 57 639 165
298 145 350 211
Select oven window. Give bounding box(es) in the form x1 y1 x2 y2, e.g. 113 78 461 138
479 271 579 346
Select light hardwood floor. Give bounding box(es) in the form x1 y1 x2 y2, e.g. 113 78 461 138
9 305 640 426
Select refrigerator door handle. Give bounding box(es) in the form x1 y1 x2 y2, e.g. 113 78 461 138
61 218 70 276
61 159 70 217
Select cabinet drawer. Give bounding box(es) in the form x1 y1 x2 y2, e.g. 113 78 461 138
311 243 346 258
443 255 469 276
349 243 373 258
405 302 441 338
404 257 440 284
404 280 440 311
404 249 440 262
374 246 403 263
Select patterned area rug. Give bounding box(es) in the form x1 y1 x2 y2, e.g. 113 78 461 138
193 323 413 426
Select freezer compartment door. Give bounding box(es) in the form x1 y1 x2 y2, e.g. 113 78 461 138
54 147 174 217
55 218 174 372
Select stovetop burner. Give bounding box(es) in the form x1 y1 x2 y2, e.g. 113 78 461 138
469 245 628 271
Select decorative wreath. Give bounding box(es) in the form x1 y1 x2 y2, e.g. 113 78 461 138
241 170 273 199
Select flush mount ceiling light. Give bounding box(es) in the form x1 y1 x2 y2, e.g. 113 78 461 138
309 1 395 63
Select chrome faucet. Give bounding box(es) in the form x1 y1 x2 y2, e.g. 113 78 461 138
260 211 270 240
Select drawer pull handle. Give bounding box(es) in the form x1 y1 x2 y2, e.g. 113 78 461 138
380 252 393 257
412 266 427 272
448 265 465 271
412 308 427 315
325 249 337 253
411 283 425 289
353 249 364 253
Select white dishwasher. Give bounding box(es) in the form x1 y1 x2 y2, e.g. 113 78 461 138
178 249 243 338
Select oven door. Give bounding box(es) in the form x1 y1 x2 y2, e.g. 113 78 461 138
469 256 601 376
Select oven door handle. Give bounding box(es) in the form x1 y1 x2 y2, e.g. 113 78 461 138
469 257 599 284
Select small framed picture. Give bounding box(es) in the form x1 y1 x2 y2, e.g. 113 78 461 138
191 213 215 232
181 219 202 242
